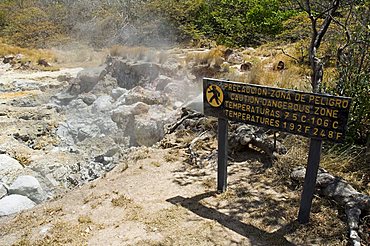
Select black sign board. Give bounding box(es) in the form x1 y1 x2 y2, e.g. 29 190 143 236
204 78 351 142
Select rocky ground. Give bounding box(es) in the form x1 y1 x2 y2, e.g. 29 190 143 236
0 48 367 245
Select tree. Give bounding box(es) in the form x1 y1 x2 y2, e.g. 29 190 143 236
333 1 370 145
291 0 342 93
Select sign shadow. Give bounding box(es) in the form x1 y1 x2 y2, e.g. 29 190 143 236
167 192 297 246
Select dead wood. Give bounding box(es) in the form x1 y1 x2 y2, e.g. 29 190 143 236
166 108 287 166
291 166 370 246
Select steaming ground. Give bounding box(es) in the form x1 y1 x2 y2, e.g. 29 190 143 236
0 50 350 245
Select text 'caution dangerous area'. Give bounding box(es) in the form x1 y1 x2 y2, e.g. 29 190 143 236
203 78 351 142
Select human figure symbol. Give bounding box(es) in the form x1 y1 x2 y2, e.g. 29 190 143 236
208 85 221 105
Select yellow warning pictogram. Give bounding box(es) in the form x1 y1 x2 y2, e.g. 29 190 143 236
206 84 224 107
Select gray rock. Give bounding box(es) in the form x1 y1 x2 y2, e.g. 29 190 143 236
91 74 118 95
79 93 97 105
107 59 160 89
53 166 69 180
161 58 180 76
0 194 36 216
155 75 172 91
77 124 100 142
92 95 113 113
0 182 7 199
111 88 128 100
76 66 106 94
9 175 47 203
52 93 76 106
124 86 163 105
0 154 23 173
111 102 150 137
11 80 40 91
134 118 164 146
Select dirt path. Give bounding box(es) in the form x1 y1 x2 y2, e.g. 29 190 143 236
0 145 301 246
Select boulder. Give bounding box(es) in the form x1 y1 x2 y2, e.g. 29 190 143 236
155 75 172 91
111 88 128 100
11 80 40 91
111 102 150 126
3 56 14 64
51 93 76 106
0 154 23 173
9 175 47 203
91 74 118 95
124 86 163 105
275 61 285 71
77 123 100 142
164 81 194 102
134 118 164 147
37 59 51 67
92 95 113 113
107 59 160 89
0 194 36 216
76 66 106 94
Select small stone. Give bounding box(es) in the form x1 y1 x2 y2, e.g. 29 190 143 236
0 194 36 216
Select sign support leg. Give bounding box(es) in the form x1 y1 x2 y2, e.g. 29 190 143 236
298 138 322 224
217 118 228 193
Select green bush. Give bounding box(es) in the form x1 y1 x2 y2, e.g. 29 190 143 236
144 0 296 47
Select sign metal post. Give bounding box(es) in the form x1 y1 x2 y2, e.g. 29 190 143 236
298 138 322 223
217 118 228 193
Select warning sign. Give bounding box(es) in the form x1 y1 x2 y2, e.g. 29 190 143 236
206 84 224 107
203 78 351 142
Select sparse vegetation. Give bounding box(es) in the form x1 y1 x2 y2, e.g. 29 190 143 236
111 195 132 207
78 215 93 224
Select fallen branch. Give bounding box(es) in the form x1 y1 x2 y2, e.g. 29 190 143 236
291 166 370 246
165 108 204 134
228 124 287 159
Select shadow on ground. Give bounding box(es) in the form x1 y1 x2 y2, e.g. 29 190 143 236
167 192 297 246
171 148 303 244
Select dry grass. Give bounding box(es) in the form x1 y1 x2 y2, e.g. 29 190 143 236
321 145 370 195
35 221 88 245
51 44 107 67
185 45 225 67
78 215 93 224
109 45 167 63
164 149 180 162
224 45 311 90
111 194 132 207
151 161 161 167
131 148 150 161
201 177 216 190
0 91 40 99
0 39 59 71
0 40 54 62
13 152 32 166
